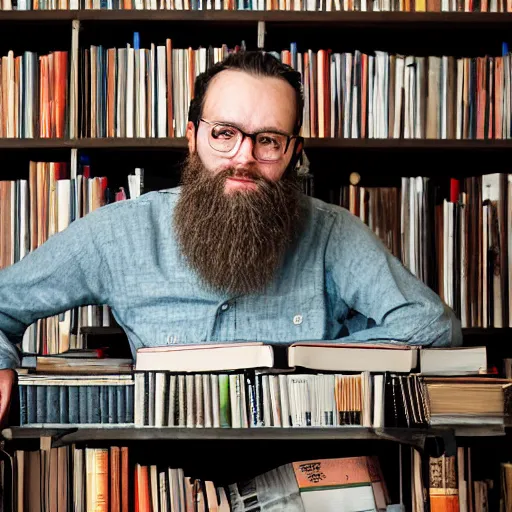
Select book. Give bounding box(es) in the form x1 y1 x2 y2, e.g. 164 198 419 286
135 341 486 375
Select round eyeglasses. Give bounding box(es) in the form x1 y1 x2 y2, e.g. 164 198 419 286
199 118 302 163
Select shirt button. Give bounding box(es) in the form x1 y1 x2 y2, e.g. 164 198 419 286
221 303 229 311
293 315 303 325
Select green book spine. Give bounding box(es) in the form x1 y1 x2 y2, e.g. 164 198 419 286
218 374 231 428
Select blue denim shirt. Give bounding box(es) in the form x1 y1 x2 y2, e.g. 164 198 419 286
0 186 462 369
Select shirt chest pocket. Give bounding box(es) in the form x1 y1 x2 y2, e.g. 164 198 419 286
119 273 211 344
233 290 327 343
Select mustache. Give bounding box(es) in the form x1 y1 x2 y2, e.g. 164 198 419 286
219 167 269 183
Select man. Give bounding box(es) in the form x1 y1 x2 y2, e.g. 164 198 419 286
0 51 462 425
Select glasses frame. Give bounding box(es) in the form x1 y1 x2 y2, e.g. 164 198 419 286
197 118 303 163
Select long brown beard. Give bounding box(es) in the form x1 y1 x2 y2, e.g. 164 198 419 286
173 152 304 296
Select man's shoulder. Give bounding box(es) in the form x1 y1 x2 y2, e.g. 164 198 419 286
301 193 382 250
301 193 353 224
87 186 181 219
70 187 182 249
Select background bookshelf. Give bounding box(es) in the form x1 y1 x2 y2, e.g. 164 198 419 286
1 5 512 512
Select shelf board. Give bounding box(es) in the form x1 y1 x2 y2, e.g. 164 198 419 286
2 425 505 449
462 327 512 337
80 326 125 335
0 9 76 21
0 425 449 446
303 138 512 150
0 138 79 149
2 137 512 151
1 10 512 25
76 137 188 149
0 137 188 150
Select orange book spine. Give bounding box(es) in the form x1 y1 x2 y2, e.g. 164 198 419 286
430 495 460 512
429 455 460 512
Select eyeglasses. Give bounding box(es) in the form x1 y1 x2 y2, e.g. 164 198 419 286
199 118 302 163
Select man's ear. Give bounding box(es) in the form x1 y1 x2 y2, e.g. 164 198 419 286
292 137 304 168
295 138 304 157
186 121 196 153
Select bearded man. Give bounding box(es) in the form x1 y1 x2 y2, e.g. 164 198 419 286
0 51 462 425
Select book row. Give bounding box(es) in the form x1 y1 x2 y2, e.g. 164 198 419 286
327 172 512 329
12 446 390 512
14 443 229 511
0 50 68 139
1 0 510 12
15 366 510 429
0 159 144 354
133 370 431 429
79 41 512 140
17 375 134 425
11 444 507 512
2 42 512 140
133 368 512 429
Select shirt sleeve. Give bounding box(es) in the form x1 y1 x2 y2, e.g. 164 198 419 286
0 208 113 369
325 208 462 347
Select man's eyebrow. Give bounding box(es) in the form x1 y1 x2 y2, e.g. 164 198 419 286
257 126 290 136
212 119 290 136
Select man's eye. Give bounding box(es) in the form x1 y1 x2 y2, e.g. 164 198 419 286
212 127 237 139
258 135 282 148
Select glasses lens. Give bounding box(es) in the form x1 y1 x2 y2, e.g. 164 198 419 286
254 133 288 161
209 124 241 153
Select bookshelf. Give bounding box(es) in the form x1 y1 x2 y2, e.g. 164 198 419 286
0 426 459 446
5 137 512 149
1 10 512 20
1 5 512 511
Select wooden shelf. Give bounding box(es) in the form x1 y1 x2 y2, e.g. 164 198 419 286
303 139 512 150
2 425 506 448
0 137 188 150
0 138 79 149
80 326 125 335
0 425 453 448
0 9 76 21
1 10 512 26
462 327 512 337
2 137 512 151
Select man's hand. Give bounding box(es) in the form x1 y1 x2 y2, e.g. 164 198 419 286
0 369 15 428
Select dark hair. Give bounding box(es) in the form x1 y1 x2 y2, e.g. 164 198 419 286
188 50 304 135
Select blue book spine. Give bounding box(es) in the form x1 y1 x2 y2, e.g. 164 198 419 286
46 386 60 424
19 385 27 426
108 386 117 424
125 385 134 423
59 387 68 424
116 386 126 424
100 386 109 423
88 387 101 424
27 385 36 424
79 387 88 423
36 386 46 423
68 386 79 424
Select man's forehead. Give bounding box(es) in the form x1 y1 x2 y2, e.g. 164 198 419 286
201 69 296 133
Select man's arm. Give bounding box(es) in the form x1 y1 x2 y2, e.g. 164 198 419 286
0 210 112 424
326 209 462 347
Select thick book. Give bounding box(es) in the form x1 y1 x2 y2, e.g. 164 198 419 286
418 346 487 375
134 342 274 373
287 342 417 373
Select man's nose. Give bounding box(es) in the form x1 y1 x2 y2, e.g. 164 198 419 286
232 135 257 165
